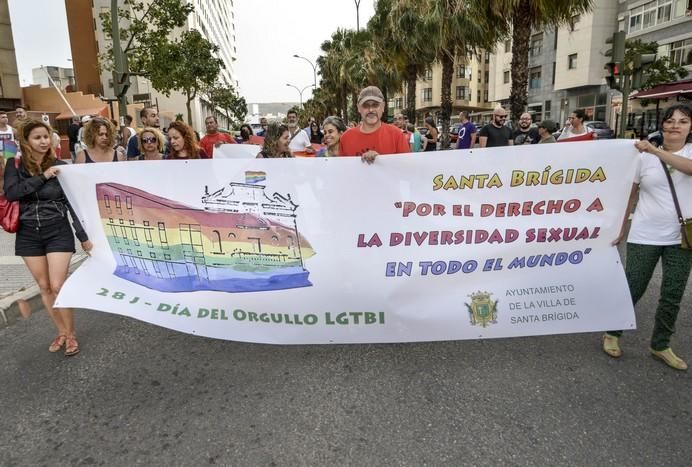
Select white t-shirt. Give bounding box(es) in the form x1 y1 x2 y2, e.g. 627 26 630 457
288 128 312 153
557 125 592 140
628 143 692 245
0 125 14 142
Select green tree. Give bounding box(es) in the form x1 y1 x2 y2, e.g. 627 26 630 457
419 0 507 148
624 39 687 90
149 30 224 125
207 82 248 130
99 0 193 79
498 0 594 122
370 0 427 123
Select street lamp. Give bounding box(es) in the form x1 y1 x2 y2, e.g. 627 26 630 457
292 54 317 88
286 83 315 108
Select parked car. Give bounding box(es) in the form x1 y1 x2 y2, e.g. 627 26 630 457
584 121 614 139
449 123 462 144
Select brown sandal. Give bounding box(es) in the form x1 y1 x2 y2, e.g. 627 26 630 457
64 336 80 357
48 335 67 353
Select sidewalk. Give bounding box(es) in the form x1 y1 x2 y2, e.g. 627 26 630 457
0 230 86 326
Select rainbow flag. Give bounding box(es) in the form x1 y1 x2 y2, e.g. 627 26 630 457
245 170 266 184
1 140 18 161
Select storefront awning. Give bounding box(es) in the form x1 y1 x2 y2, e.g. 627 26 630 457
55 105 109 120
629 80 692 100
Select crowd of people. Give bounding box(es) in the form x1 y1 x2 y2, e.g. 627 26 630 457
0 88 690 368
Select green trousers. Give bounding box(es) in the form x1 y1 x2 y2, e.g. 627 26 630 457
608 243 692 350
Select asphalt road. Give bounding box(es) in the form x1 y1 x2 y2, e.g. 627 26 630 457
0 262 690 466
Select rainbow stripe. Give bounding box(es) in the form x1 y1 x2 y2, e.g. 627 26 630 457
245 170 266 184
1 140 17 161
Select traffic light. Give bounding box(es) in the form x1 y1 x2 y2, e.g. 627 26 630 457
607 31 626 64
632 53 656 89
604 62 621 90
604 32 626 90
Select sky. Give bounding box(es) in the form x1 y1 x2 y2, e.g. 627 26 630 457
7 0 375 103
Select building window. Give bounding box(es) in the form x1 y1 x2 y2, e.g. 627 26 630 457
423 88 432 102
552 62 556 85
629 6 643 32
569 14 580 31
529 66 542 89
673 0 688 18
456 65 466 78
657 0 672 23
642 1 657 29
484 89 488 102
530 33 543 57
503 70 510 84
669 39 692 66
425 69 433 81
484 51 490 63
477 89 481 102
544 100 551 119
455 86 467 100
568 54 578 69
0 77 3 97
484 70 489 83
504 39 511 53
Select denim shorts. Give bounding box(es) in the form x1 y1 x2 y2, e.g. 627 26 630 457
15 219 76 257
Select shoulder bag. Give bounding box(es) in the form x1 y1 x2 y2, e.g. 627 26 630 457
660 159 692 249
0 158 20 233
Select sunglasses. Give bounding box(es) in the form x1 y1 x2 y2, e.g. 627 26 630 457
494 115 507 119
141 137 157 144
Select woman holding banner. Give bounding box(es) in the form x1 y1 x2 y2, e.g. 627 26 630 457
135 128 165 161
257 122 293 158
168 121 207 159
604 104 692 370
3 120 93 356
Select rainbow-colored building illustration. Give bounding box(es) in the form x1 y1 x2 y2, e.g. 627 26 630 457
95 173 315 293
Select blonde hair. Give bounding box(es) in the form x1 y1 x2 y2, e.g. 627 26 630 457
137 127 165 154
83 117 116 148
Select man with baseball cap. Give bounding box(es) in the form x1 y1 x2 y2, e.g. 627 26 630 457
537 120 558 144
339 86 410 163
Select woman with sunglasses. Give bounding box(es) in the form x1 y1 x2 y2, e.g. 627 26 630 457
135 127 165 160
75 117 124 163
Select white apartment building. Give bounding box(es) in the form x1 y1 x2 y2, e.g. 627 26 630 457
489 0 618 125
75 0 238 131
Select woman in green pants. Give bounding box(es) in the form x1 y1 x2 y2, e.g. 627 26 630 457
604 104 692 370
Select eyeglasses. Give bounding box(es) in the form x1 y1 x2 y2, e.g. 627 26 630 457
141 137 157 144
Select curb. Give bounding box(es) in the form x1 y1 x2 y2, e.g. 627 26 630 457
0 254 88 328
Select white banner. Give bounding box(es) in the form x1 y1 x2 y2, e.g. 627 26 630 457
56 140 638 344
213 143 260 159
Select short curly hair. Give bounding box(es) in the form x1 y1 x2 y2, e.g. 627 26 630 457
83 117 116 148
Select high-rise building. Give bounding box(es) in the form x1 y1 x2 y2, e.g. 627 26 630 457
489 0 619 126
617 0 692 136
389 53 494 125
0 0 22 111
65 0 238 131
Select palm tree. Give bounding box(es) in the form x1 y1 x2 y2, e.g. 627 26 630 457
496 0 594 122
370 0 428 123
419 0 507 148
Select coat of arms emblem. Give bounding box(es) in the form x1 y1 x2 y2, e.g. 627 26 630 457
465 291 498 327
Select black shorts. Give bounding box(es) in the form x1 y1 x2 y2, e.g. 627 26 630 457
15 220 76 257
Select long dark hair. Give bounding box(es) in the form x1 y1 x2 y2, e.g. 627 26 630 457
18 119 57 175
